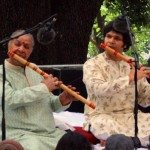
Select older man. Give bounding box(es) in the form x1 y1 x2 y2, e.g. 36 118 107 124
0 30 75 150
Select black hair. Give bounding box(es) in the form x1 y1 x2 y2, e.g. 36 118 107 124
103 16 133 51
55 131 92 150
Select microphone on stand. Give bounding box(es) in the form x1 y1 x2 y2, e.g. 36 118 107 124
37 18 57 45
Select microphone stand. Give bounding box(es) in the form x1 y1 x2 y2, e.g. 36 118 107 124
0 44 6 140
123 14 140 138
0 13 57 140
121 0 140 139
0 14 57 45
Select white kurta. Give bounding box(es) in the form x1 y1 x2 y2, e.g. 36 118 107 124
0 60 70 150
83 52 150 140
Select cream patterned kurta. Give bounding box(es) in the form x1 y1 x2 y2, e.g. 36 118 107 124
0 60 70 150
83 52 150 140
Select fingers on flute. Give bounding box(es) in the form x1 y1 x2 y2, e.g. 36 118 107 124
139 68 150 78
67 85 76 91
141 67 150 74
67 85 80 96
49 74 53 77
43 74 51 78
140 66 146 71
144 70 150 78
55 81 63 86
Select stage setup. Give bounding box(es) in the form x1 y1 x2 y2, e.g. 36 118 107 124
53 111 148 150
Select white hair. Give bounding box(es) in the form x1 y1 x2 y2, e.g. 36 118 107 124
8 29 35 49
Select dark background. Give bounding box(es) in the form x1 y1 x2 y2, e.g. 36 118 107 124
41 66 86 113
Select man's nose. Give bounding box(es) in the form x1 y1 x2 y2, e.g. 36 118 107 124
18 45 24 52
109 37 115 43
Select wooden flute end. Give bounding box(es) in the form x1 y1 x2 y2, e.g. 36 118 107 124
100 43 106 49
88 101 96 109
7 51 14 58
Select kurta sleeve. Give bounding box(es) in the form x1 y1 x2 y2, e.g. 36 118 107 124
1 78 52 109
138 78 150 106
0 75 70 113
49 94 70 112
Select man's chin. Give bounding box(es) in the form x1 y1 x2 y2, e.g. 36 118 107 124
109 46 117 50
18 55 26 59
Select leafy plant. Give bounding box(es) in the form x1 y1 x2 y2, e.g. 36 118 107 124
88 0 150 64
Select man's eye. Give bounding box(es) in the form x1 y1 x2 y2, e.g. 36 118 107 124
14 40 21 46
115 37 122 41
23 44 30 49
106 35 111 38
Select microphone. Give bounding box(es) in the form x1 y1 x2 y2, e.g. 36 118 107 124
37 18 57 45
113 16 129 33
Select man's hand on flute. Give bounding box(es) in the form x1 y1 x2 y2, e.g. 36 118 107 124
41 74 79 106
59 85 79 106
129 66 150 84
41 74 62 92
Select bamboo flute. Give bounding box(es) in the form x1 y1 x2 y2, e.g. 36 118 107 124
100 43 134 64
100 43 150 71
8 52 96 109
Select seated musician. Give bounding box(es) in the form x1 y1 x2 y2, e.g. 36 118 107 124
83 16 150 148
0 30 76 150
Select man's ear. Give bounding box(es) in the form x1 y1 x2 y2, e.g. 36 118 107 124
124 45 127 49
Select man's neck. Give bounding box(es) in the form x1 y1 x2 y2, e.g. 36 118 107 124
7 58 24 67
105 51 122 61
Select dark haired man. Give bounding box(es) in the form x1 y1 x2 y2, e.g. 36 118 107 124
83 16 150 148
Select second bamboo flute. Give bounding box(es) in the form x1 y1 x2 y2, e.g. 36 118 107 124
100 43 134 65
8 52 96 109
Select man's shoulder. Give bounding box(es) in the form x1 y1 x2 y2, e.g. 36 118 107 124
84 53 104 64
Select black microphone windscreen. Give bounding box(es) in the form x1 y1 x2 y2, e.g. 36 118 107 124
37 27 56 45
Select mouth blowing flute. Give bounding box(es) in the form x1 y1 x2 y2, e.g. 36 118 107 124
100 43 133 64
8 52 96 109
100 43 136 69
100 43 150 71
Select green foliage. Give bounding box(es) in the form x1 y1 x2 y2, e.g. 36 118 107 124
126 26 150 64
121 0 150 26
88 41 99 58
88 0 150 64
101 0 120 23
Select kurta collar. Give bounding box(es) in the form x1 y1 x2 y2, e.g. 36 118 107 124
5 59 25 73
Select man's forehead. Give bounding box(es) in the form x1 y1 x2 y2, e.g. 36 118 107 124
106 31 123 38
15 35 32 43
